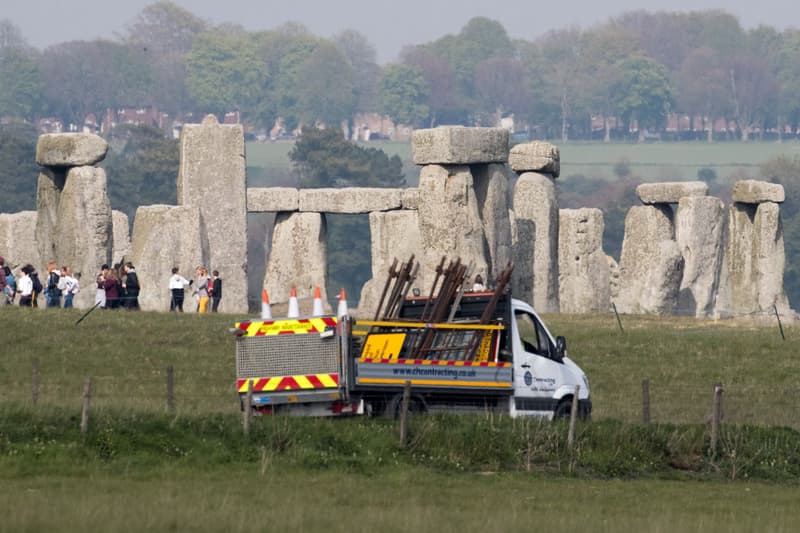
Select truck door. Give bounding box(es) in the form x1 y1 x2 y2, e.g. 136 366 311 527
511 309 570 416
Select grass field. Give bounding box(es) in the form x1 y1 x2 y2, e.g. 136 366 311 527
2 307 799 531
244 139 800 186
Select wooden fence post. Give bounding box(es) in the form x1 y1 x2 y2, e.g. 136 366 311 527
710 384 723 454
32 358 40 406
567 385 580 450
399 381 412 446
80 377 92 434
166 366 175 415
243 380 253 435
642 378 651 425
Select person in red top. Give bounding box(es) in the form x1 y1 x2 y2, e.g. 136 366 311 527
102 269 121 309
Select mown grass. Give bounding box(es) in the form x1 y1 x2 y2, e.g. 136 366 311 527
244 140 800 185
2 307 800 530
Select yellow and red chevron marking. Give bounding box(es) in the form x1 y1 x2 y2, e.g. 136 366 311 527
237 373 340 393
235 317 338 337
358 358 510 368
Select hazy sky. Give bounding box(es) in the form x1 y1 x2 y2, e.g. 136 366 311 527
6 0 799 63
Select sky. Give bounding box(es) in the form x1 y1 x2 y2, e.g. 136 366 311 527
5 0 799 63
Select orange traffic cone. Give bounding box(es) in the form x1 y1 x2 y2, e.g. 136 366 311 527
287 286 300 318
337 288 349 318
261 289 272 319
312 286 324 316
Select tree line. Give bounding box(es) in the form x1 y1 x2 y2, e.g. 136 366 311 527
3 4 800 141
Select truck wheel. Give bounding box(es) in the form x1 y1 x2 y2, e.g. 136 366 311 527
387 393 426 419
553 399 572 420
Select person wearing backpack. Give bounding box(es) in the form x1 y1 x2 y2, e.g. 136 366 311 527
3 264 15 305
29 266 42 307
45 261 61 308
122 262 140 310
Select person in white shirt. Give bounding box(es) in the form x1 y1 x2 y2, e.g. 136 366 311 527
472 274 486 292
17 265 34 307
168 267 192 312
59 266 79 309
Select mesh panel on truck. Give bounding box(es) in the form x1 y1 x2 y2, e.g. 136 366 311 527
236 335 340 378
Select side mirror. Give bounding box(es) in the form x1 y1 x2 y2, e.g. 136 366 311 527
555 336 567 360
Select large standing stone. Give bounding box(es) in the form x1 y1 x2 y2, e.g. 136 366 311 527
412 127 509 165
298 188 403 213
417 164 489 293
675 196 724 316
472 163 513 281
264 212 329 316
55 166 113 308
732 180 785 204
112 210 132 264
247 187 299 212
358 210 422 317
754 203 791 312
558 208 610 313
0 211 39 268
617 205 683 314
508 141 560 177
636 182 708 204
177 114 247 313
512 172 559 312
36 133 109 167
131 205 208 312
35 168 65 266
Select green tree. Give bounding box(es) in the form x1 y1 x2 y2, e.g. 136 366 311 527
185 31 269 120
0 123 38 213
0 45 41 121
473 56 530 126
101 125 179 222
332 30 381 115
400 46 461 126
613 55 673 141
294 43 356 129
676 47 730 142
379 64 430 128
40 40 153 127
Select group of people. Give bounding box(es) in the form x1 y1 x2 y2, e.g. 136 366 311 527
94 262 140 310
169 266 222 313
0 256 81 308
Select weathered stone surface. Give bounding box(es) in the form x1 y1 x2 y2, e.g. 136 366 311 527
608 255 620 303
512 172 559 312
473 164 513 281
558 208 609 313
412 127 508 165
36 133 109 167
675 196 724 317
732 180 785 204
298 188 403 213
358 210 422 317
56 166 113 308
177 114 247 313
0 211 39 268
264 212 329 316
636 181 708 204
112 210 132 263
247 188 299 212
401 188 420 210
508 141 560 177
35 168 65 266
617 205 682 314
131 205 208 312
417 164 489 294
716 202 790 315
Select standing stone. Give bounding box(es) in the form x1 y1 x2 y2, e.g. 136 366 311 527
264 212 329 316
35 168 65 266
608 256 620 303
131 205 209 312
508 141 560 177
56 166 113 308
617 205 682 314
112 210 132 263
177 114 247 313
472 164 513 282
512 172 559 312
558 208 610 313
0 211 39 268
358 210 422 317
636 181 708 204
732 180 785 204
675 196 725 317
417 164 489 293
36 133 109 167
754 203 790 312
